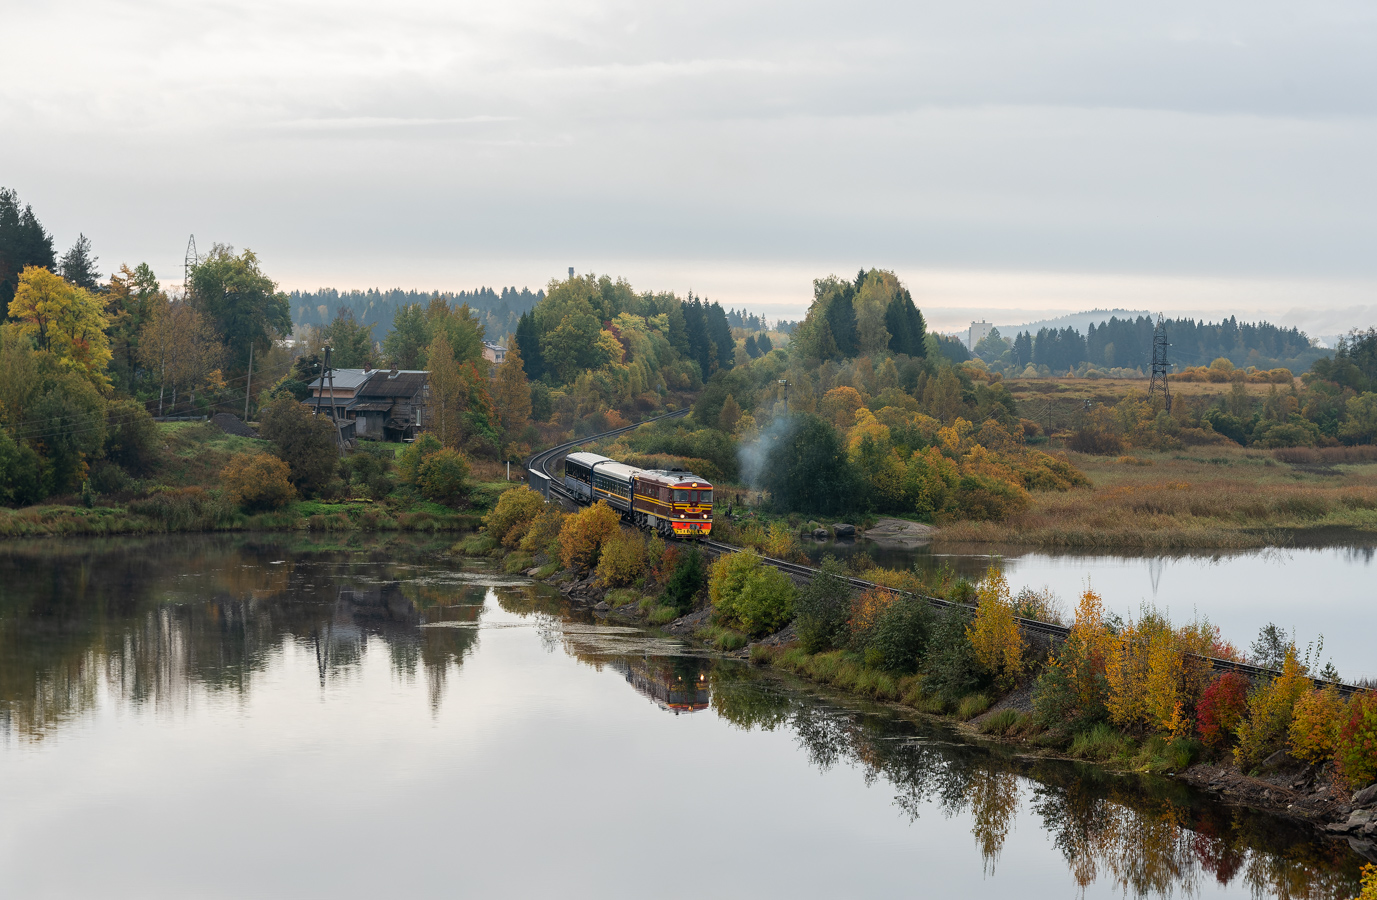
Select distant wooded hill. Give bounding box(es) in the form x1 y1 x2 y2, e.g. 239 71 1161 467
990 314 1324 374
290 287 544 343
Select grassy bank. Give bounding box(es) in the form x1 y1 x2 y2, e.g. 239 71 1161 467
750 643 1202 775
935 445 1377 549
0 421 501 538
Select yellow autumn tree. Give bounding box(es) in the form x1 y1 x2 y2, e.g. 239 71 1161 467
558 501 622 572
1288 684 1345 764
718 393 742 433
137 295 223 416
1105 609 1182 733
1235 643 1311 768
9 266 111 387
1064 587 1114 713
967 566 1024 689
491 340 532 445
427 329 466 449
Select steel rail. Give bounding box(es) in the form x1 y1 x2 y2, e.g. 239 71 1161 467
699 539 1370 697
525 408 690 503
525 412 1369 697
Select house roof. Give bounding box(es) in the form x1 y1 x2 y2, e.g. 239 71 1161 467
356 370 427 399
309 368 374 391
347 400 395 413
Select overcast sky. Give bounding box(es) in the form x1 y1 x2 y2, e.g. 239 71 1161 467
4 0 1376 334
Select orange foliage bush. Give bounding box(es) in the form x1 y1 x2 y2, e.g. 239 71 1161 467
518 505 567 555
820 386 864 428
221 453 296 511
1338 693 1377 789
483 486 546 548
1288 684 1345 764
558 501 622 572
1235 644 1311 769
849 587 897 637
595 529 648 587
1060 588 1113 716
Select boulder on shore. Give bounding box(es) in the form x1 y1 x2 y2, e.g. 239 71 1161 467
831 523 856 538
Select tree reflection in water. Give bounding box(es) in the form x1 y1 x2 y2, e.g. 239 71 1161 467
708 671 1368 900
0 535 483 736
0 536 1368 899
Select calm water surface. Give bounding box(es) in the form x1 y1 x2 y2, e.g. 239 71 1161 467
0 535 1369 899
811 538 1377 681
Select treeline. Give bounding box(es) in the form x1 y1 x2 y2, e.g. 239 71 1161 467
975 315 1322 376
584 268 1090 522
1070 345 1377 452
290 286 542 344
791 270 929 361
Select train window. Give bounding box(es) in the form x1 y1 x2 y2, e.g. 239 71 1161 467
698 490 712 503
673 489 690 502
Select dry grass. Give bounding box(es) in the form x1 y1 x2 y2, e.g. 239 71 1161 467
1006 376 1293 406
937 445 1377 549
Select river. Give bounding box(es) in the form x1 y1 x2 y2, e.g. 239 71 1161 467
0 535 1369 898
807 537 1377 683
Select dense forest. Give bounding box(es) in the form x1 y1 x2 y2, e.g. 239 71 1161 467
974 315 1323 376
290 286 542 344
8 180 1377 518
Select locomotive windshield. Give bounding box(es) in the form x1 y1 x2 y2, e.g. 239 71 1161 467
672 489 712 502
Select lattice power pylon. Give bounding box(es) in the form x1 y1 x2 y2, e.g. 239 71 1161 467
1148 313 1173 412
183 235 199 299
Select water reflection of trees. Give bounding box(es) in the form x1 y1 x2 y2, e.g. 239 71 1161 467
0 536 487 738
710 670 1365 900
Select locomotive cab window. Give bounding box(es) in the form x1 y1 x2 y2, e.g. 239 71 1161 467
673 489 691 502
697 490 711 503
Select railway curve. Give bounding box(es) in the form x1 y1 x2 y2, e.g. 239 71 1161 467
521 409 1368 697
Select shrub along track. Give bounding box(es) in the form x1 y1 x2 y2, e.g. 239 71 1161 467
526 409 1370 698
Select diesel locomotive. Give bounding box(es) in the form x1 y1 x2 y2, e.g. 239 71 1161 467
562 451 713 539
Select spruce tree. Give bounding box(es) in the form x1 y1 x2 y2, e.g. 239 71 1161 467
0 188 57 311
58 233 101 291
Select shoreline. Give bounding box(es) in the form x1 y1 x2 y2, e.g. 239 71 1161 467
505 548 1377 855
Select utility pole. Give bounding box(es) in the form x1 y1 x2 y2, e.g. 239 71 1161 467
325 352 346 453
1148 313 1173 412
778 379 791 416
314 347 331 418
244 342 254 421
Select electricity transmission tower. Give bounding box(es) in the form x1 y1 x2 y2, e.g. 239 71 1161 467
1148 313 1173 412
183 235 199 299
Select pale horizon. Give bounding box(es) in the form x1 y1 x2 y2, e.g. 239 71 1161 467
5 0 1375 341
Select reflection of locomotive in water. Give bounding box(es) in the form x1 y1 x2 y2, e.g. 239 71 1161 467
612 657 710 714
562 452 713 539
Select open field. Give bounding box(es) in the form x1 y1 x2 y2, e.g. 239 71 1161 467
937 445 1377 549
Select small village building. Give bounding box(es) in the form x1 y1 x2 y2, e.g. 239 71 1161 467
347 369 430 441
308 368 374 421
482 341 507 365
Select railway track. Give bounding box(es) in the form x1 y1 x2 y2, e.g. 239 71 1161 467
525 407 690 504
699 538 1367 695
524 410 1369 697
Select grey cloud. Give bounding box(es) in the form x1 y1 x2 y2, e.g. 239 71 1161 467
2 0 1375 312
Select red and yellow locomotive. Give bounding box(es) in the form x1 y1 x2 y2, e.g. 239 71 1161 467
562 452 712 540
